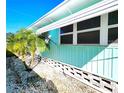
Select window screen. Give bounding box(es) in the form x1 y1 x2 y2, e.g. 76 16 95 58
77 31 100 44
108 27 118 44
77 16 100 31
60 24 73 34
60 34 73 44
108 10 118 25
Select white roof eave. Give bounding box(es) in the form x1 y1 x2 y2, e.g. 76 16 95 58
36 0 118 35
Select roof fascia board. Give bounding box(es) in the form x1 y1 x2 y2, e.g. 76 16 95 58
27 0 69 29
36 0 118 34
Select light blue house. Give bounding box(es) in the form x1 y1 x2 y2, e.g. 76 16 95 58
28 0 118 92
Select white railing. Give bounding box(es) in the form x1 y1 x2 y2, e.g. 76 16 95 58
41 57 118 93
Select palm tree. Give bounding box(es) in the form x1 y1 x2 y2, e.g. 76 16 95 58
7 30 33 71
14 29 29 60
7 28 48 67
7 29 30 57
7 33 20 56
27 33 36 66
27 32 47 67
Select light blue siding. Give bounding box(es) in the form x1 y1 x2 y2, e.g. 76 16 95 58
42 29 118 81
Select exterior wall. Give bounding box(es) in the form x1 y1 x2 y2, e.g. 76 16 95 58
42 29 118 81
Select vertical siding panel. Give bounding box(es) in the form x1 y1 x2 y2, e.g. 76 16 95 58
105 48 112 59
87 61 92 72
113 48 118 57
111 48 118 81
98 48 104 60
92 47 97 74
91 48 97 61
92 61 97 74
68 46 71 65
83 65 87 71
112 58 118 81
77 46 81 67
70 46 73 66
98 60 104 76
111 48 113 79
82 46 87 70
108 59 112 79
80 46 85 69
64 46 67 62
85 47 90 71
75 46 77 67
42 30 118 81
86 48 89 70
104 59 109 77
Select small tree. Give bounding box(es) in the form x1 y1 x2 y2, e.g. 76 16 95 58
7 28 48 67
7 32 21 56
27 32 47 66
14 29 32 60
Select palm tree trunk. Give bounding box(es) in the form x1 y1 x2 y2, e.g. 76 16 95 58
30 52 35 67
21 54 25 61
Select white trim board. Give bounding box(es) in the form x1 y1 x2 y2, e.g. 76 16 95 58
77 27 100 33
59 11 118 45
36 0 118 34
27 0 69 29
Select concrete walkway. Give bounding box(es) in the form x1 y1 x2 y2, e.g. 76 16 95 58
33 61 102 93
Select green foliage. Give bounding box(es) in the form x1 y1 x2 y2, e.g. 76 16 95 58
36 37 47 53
7 28 48 66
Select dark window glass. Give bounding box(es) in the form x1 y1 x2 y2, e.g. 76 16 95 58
61 34 73 44
108 10 118 25
77 16 100 31
108 27 118 44
60 24 73 34
77 31 100 44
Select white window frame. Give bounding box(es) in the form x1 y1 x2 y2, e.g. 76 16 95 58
59 11 118 46
107 24 118 47
107 10 118 47
59 25 74 45
77 28 100 45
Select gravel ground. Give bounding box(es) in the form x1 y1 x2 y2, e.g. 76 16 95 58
6 57 58 93
6 56 102 93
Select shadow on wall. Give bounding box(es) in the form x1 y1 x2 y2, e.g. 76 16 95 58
43 43 107 67
6 50 58 93
42 30 118 80
43 29 117 68
41 30 110 67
